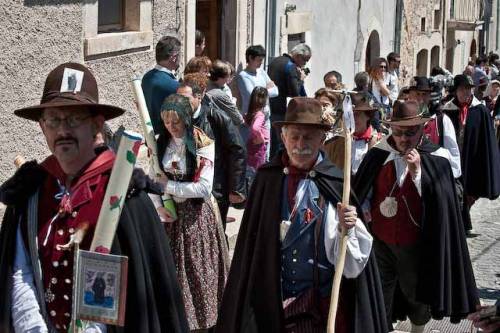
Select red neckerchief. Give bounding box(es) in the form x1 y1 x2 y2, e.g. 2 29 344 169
40 150 115 216
282 153 315 209
458 97 471 125
353 126 372 142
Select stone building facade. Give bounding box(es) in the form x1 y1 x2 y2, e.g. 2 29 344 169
249 0 397 93
398 0 497 87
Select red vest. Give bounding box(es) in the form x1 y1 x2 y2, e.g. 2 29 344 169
371 161 422 246
36 151 114 331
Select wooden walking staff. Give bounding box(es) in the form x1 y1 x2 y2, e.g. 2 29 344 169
326 93 355 332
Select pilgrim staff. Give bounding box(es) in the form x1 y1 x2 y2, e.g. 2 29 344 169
327 93 355 332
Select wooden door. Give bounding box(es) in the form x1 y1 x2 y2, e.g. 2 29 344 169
196 0 221 60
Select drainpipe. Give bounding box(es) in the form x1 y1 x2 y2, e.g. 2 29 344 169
353 0 363 74
394 0 404 53
497 0 499 50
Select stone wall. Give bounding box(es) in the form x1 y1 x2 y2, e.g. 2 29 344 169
399 0 442 87
0 0 184 184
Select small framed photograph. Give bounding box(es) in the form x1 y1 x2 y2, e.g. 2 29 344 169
74 250 128 326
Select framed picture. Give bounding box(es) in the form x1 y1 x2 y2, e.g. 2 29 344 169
74 250 128 326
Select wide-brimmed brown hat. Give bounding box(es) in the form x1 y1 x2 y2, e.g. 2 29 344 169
14 62 125 121
351 93 378 112
273 97 331 130
383 100 430 126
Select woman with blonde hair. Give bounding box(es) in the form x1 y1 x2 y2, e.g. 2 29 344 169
151 93 229 331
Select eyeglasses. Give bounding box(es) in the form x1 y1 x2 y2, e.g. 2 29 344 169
41 114 92 129
379 65 387 69
391 128 419 137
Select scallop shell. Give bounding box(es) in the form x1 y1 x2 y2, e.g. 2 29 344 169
380 197 398 218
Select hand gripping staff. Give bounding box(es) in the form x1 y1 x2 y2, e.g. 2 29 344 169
131 77 177 220
326 92 355 332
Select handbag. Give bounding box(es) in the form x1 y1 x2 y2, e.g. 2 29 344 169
283 197 326 333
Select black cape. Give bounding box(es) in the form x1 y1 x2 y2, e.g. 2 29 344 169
353 138 479 324
0 161 189 333
216 153 388 333
444 99 500 201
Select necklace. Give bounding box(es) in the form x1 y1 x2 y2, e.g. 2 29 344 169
379 178 398 218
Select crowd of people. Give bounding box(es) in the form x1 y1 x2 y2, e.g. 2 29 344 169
0 30 499 333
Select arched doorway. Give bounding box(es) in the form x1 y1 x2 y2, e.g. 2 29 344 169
430 46 440 72
470 39 477 62
416 49 429 76
365 30 381 71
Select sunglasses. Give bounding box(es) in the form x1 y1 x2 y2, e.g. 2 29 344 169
392 128 419 137
379 65 387 69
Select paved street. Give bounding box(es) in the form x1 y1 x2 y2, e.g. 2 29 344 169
226 196 500 332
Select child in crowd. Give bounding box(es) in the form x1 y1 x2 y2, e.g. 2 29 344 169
244 87 269 183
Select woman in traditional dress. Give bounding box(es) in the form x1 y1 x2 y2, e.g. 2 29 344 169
150 93 229 332
322 92 382 174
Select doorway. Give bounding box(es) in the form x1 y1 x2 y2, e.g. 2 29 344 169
196 0 221 60
365 30 381 70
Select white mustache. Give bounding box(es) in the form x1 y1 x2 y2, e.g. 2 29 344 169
292 148 313 155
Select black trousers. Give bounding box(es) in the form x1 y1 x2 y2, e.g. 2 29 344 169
373 238 431 326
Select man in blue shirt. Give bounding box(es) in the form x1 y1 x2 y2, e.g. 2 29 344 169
142 36 181 136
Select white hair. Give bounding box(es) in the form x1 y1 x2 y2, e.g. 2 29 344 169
290 43 311 57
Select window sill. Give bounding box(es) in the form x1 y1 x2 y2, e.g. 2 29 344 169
84 30 153 57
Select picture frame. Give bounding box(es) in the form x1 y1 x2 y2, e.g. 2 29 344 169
74 250 128 326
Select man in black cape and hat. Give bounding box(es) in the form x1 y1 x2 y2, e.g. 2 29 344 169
216 97 387 333
0 63 189 332
353 100 479 332
442 74 500 234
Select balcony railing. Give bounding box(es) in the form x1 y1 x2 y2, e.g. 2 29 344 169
450 0 483 23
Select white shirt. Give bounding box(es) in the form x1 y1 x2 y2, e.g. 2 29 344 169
292 155 372 279
154 64 176 78
149 138 215 207
351 139 370 175
386 70 399 102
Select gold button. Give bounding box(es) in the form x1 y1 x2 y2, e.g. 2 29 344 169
51 277 57 284
63 295 70 300
57 229 64 236
63 260 68 267
50 310 56 317
52 261 59 268
71 211 77 218
69 228 75 234
64 312 70 317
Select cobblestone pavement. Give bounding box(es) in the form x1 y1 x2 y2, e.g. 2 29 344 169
227 197 500 332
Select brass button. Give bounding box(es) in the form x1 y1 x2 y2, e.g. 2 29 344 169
52 261 59 268
51 277 57 284
57 229 64 236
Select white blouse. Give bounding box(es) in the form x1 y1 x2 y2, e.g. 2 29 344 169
150 137 215 207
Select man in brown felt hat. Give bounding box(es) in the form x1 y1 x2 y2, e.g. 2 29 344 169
216 97 388 333
323 92 382 174
0 63 189 332
354 100 479 333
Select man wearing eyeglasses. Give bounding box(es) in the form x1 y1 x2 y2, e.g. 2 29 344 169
354 101 478 333
268 43 312 158
0 63 189 333
386 52 401 103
